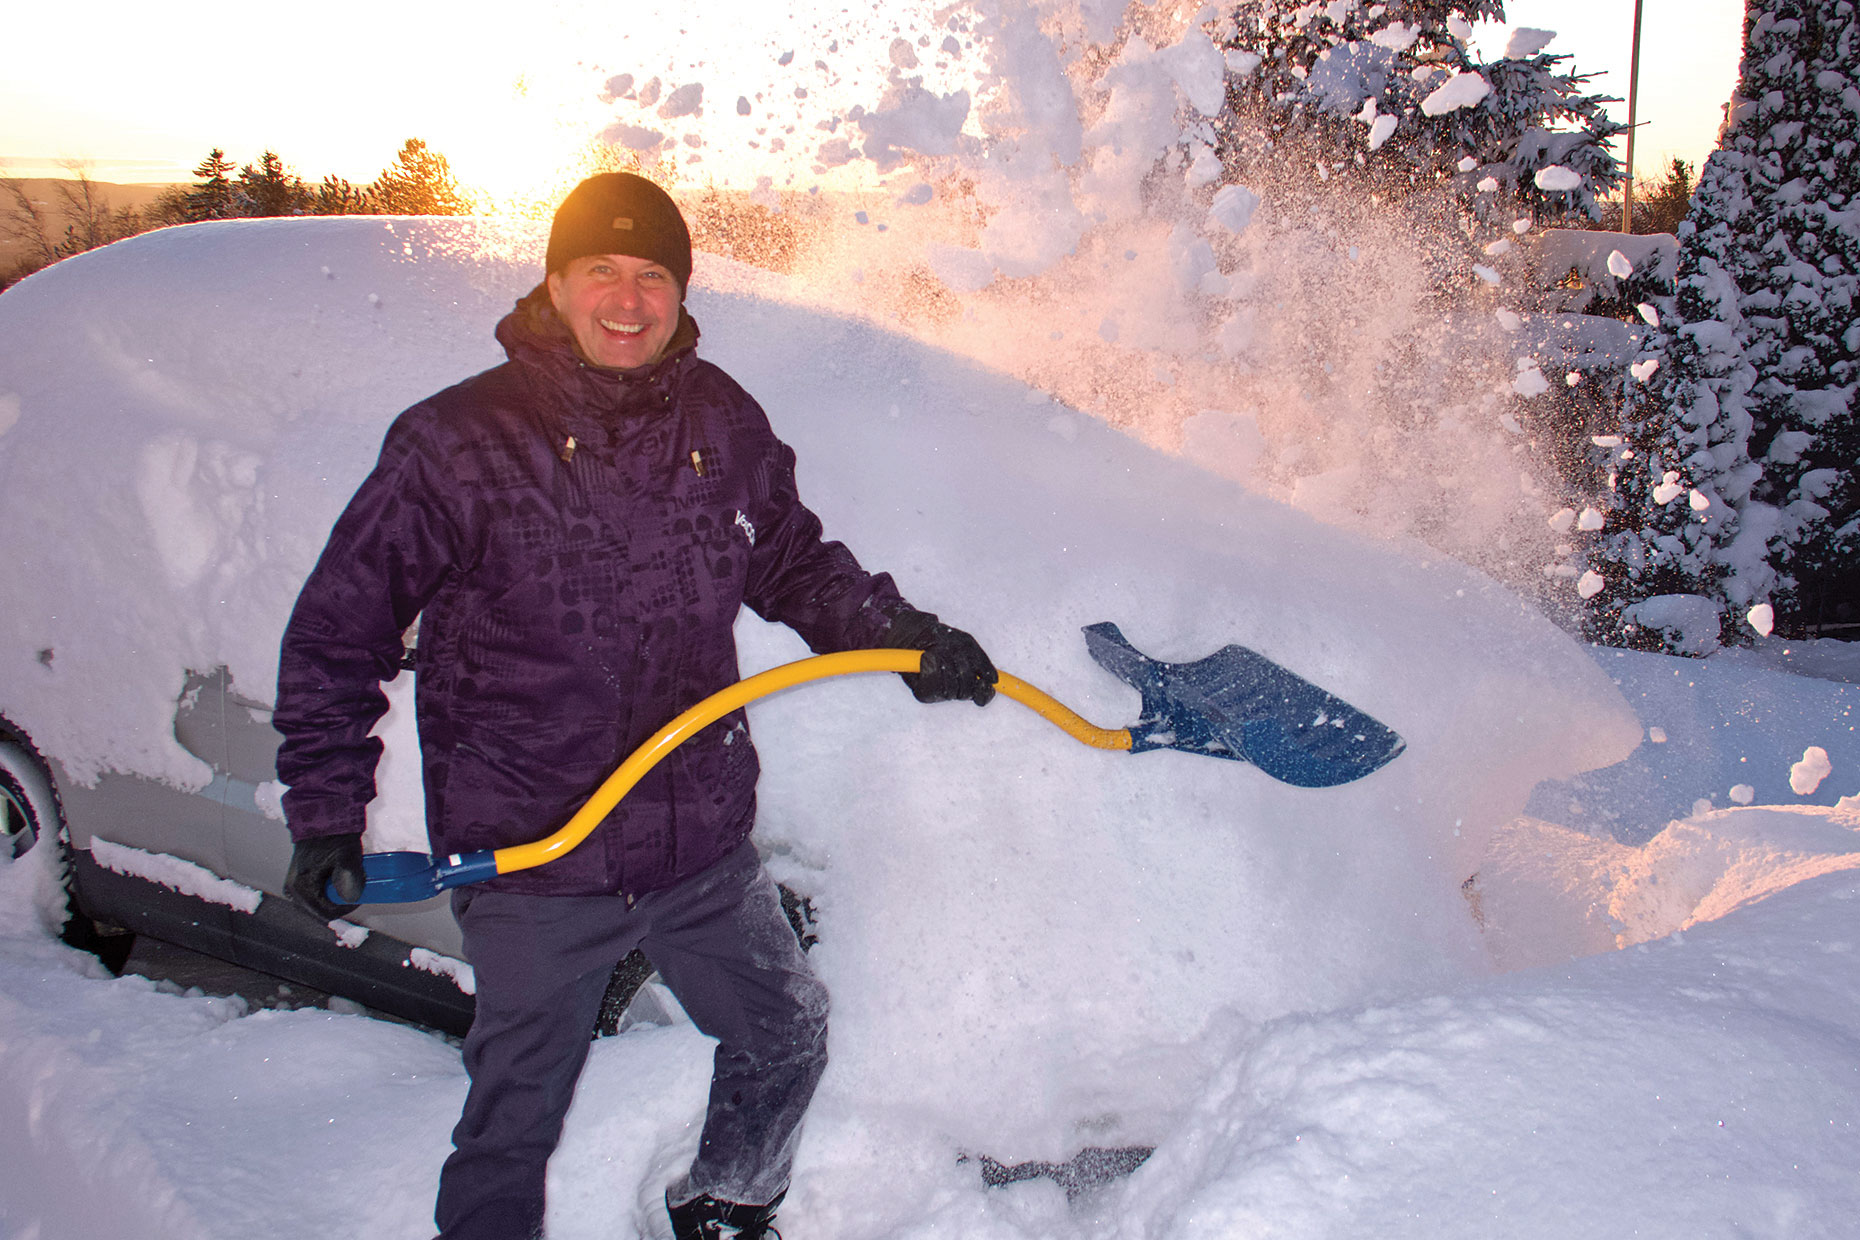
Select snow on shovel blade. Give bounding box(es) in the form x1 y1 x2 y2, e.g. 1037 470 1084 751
1083 622 1404 787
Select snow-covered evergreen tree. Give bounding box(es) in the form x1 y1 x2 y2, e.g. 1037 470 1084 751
1583 149 1769 652
1582 0 1858 647
1735 0 1860 633
1207 0 1622 224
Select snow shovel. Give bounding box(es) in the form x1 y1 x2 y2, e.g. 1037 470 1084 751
336 623 1404 904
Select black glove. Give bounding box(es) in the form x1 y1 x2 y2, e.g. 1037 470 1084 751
285 833 366 920
884 609 997 706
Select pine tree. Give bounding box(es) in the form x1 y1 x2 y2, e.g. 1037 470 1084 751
312 175 373 216
181 149 239 222
236 151 313 217
1625 157 1696 236
1581 0 1860 646
1735 0 1860 633
1209 1 1622 222
367 139 473 216
1583 149 1768 651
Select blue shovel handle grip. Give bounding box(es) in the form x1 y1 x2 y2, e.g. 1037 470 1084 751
325 849 499 905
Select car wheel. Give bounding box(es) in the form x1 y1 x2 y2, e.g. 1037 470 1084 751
0 726 135 971
593 948 658 1038
0 732 60 860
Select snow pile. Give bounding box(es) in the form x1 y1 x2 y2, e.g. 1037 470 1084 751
8 787 1860 1236
1474 804 1860 969
1116 866 1860 1239
0 199 1852 1240
0 219 1645 1161
1524 644 1859 843
1531 228 1678 316
0 218 529 790
0 850 465 1240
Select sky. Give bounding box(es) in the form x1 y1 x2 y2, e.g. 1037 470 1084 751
1 0 1747 195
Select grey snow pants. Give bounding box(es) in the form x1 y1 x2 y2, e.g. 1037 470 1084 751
433 841 830 1240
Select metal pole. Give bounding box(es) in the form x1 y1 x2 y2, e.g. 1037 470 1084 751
1624 0 1645 232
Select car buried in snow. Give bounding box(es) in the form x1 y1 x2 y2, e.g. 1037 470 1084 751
0 218 710 1041
2 666 492 1036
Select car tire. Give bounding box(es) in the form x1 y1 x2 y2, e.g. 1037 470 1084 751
0 733 58 860
593 948 657 1038
0 724 135 971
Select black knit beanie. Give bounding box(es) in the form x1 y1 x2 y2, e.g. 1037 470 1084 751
545 172 693 290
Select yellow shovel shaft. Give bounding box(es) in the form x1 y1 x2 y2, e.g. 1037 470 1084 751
493 648 1130 877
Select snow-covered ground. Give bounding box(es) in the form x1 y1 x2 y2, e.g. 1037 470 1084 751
2 213 1858 1239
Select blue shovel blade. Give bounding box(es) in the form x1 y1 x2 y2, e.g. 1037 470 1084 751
1083 622 1404 787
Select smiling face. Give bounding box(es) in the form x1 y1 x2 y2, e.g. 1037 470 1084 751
546 253 682 370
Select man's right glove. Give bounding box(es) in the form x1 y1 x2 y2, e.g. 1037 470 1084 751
285 833 366 921
883 608 998 706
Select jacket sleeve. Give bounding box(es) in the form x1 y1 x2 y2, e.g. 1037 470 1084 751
741 430 911 654
274 407 467 841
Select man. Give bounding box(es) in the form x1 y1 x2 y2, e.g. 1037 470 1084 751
274 172 996 1240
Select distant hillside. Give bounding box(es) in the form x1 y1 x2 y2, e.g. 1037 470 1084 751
1 179 175 269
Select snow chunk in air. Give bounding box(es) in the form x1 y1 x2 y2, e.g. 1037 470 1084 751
859 85 971 171
1535 165 1584 191
1421 72 1490 116
1505 28 1558 59
658 82 704 120
1791 747 1832 796
1356 99 1399 151
1208 183 1262 234
604 122 666 151
1370 22 1421 52
1163 29 1226 116
1512 365 1549 396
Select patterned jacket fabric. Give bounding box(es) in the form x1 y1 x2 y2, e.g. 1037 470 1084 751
275 285 910 896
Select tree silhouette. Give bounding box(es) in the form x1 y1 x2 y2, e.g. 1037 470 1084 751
172 149 239 222
367 139 473 216
236 151 313 217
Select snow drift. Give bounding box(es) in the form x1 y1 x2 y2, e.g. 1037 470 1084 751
0 216 1644 1161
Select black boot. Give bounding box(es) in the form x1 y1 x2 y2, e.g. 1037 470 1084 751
665 1188 785 1239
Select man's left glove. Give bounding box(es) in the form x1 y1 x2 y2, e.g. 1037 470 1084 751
883 608 998 706
286 833 366 921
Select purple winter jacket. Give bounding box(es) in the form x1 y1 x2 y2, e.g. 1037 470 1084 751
274 286 911 896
